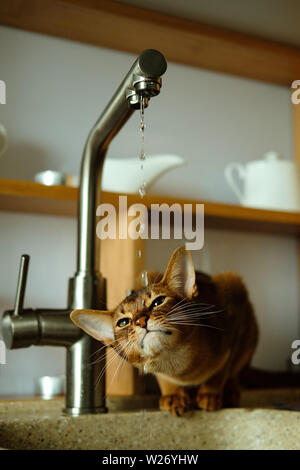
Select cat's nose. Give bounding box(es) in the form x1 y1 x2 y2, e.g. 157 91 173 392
135 314 149 329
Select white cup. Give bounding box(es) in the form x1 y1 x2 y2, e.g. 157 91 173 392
35 375 65 399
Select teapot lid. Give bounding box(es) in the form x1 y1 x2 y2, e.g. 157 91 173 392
262 150 281 162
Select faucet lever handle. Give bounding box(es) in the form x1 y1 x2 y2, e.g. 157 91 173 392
13 254 30 317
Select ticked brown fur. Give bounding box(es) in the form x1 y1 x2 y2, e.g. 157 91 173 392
71 247 258 416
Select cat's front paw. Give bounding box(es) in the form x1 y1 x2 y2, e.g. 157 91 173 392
196 391 222 411
159 389 190 417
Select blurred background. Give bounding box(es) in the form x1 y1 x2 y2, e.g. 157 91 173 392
0 0 299 395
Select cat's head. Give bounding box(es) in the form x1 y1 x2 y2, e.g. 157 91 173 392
70 246 198 372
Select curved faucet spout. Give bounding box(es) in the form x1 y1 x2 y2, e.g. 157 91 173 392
69 49 167 311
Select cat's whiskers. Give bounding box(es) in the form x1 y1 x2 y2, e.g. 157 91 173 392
153 318 180 334
88 344 106 360
94 335 134 388
167 303 216 316
166 306 217 320
166 304 223 317
166 319 223 331
94 347 120 388
166 298 213 314
165 314 219 326
164 304 224 330
107 338 134 391
153 305 212 321
95 335 130 378
115 337 137 373
117 339 139 386
153 303 221 333
88 337 125 365
166 309 223 321
88 333 128 365
165 297 187 313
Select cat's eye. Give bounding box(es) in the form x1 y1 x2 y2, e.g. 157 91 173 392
117 317 131 328
150 296 166 310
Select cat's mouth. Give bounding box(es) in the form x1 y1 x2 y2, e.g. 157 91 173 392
140 328 172 349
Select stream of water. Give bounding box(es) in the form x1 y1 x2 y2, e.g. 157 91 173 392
138 97 149 287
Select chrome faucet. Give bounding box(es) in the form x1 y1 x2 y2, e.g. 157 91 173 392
1 50 167 415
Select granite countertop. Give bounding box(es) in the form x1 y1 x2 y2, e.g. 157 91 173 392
0 389 299 450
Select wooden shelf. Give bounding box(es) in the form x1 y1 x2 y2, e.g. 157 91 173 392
1 178 300 235
0 178 78 217
1 0 300 86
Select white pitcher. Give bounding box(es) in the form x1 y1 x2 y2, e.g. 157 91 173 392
225 151 300 212
102 154 185 194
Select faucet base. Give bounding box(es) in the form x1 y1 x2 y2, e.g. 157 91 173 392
63 406 108 416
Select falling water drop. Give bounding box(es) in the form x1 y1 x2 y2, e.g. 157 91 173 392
141 270 149 287
138 221 146 235
140 149 146 170
138 182 147 199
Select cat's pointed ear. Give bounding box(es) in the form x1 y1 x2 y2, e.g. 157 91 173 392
162 246 198 298
70 309 114 345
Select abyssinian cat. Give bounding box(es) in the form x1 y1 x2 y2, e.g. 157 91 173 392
70 246 258 416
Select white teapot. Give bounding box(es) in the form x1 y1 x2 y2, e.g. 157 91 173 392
225 151 300 212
